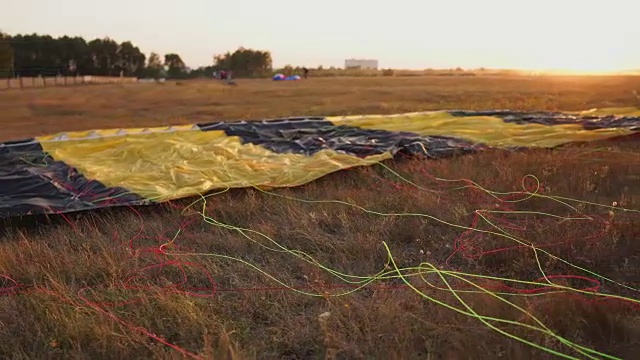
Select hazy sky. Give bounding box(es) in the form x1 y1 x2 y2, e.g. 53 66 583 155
2 0 639 71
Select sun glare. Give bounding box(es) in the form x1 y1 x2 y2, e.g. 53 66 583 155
516 48 632 75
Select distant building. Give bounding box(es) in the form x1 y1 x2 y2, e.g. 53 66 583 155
344 58 379 70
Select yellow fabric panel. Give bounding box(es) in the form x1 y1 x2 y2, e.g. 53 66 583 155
327 112 634 147
38 130 391 201
575 107 640 117
37 124 196 141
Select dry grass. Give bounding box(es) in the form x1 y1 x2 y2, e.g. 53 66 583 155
0 76 639 359
1 75 640 140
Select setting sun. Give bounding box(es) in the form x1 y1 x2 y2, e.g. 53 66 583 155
2 0 639 71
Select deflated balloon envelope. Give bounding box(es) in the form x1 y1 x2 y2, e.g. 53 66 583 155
1 109 638 218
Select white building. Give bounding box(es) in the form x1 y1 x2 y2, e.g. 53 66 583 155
344 58 379 70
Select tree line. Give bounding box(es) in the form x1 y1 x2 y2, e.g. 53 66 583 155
0 31 538 80
0 31 274 79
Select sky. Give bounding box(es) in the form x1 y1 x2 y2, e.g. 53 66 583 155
2 0 639 72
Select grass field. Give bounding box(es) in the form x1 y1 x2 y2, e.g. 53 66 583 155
2 75 640 140
1 75 639 359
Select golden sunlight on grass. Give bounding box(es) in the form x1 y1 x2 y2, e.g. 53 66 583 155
0 75 639 359
1 75 640 140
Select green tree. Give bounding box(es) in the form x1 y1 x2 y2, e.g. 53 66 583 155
54 35 92 76
144 52 165 78
117 41 146 77
213 47 272 78
189 66 216 78
164 53 187 78
10 33 60 76
0 31 13 78
88 38 119 76
281 64 294 75
1 31 213 80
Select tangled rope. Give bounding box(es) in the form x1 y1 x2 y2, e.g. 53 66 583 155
1 154 638 359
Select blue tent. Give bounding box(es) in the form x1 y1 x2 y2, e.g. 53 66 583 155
273 74 301 81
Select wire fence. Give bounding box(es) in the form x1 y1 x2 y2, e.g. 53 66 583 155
0 75 138 90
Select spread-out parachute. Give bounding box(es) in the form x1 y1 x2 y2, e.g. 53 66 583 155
1 108 638 218
273 73 301 81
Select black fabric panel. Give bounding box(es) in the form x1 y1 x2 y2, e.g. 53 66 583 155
0 139 146 218
197 117 480 159
448 110 640 130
